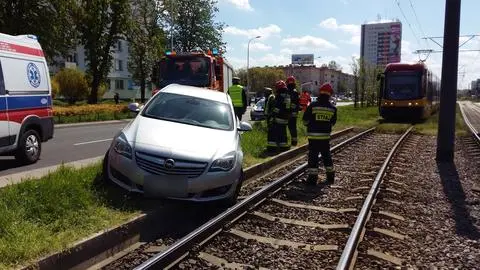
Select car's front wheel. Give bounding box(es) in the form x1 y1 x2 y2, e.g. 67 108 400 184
15 129 41 164
102 150 111 183
218 169 244 207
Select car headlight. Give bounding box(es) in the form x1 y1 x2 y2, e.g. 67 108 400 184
113 133 132 159
209 153 236 172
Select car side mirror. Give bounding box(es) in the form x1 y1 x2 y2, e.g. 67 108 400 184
238 121 252 132
128 102 144 114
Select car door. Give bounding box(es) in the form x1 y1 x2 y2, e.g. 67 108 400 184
0 58 10 149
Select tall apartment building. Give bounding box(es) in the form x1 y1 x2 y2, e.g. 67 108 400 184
52 40 151 99
360 21 402 68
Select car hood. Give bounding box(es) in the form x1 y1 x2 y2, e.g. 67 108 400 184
124 116 237 162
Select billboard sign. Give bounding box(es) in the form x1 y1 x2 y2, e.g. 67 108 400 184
389 23 401 63
292 54 314 65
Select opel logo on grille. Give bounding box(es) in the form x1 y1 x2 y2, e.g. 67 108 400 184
164 159 175 170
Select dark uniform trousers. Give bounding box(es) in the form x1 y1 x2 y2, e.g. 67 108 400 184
307 139 334 182
288 117 297 146
234 107 244 121
274 121 288 149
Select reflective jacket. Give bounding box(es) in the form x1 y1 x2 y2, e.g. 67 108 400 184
272 89 291 124
288 88 300 117
265 94 275 117
228 84 247 108
302 98 337 140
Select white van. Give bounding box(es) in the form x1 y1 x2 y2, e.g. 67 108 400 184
0 33 54 164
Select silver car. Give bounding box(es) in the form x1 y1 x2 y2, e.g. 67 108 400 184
103 84 252 204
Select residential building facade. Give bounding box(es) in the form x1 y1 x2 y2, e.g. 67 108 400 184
51 39 152 100
282 65 355 96
471 79 480 97
360 21 402 68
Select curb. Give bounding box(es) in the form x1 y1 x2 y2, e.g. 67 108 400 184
54 119 133 129
0 156 104 188
21 127 354 270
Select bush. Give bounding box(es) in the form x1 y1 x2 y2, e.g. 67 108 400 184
54 68 89 104
53 104 130 117
51 77 59 99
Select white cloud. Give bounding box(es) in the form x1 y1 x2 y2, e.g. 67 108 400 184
319 17 360 46
242 42 272 52
280 48 294 55
281 36 337 50
223 0 253 11
319 18 359 35
224 24 281 39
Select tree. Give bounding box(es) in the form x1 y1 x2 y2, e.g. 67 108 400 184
0 0 77 64
350 57 360 108
55 68 89 104
248 67 285 96
328 60 342 71
163 0 225 52
128 0 166 103
75 0 130 104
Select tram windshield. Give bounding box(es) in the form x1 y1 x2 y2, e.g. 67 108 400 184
384 71 421 100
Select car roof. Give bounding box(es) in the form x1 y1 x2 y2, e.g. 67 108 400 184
160 84 230 104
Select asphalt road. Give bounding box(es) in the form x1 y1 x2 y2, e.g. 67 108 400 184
0 122 127 177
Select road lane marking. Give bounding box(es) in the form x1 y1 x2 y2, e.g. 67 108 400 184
74 138 112 146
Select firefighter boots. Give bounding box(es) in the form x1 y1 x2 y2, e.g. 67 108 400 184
326 171 335 184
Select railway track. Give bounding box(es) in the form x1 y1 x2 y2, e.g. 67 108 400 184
109 127 414 270
86 129 358 270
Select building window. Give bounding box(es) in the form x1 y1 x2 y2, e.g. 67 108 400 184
117 41 122 52
115 60 123 71
115 79 124 90
107 79 111 90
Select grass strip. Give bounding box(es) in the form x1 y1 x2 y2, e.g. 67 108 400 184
0 164 141 270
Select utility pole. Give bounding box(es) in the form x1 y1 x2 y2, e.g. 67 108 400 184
436 0 461 162
247 36 261 98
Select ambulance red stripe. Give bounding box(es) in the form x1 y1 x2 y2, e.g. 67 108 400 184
6 108 51 124
0 41 44 57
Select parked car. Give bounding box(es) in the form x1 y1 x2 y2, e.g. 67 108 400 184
250 97 266 121
103 84 252 205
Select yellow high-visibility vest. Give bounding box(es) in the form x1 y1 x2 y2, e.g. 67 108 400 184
228 84 244 107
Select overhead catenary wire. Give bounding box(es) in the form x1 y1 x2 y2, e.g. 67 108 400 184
394 0 421 47
408 0 430 48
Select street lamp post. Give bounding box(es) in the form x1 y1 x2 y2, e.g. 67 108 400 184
247 36 261 100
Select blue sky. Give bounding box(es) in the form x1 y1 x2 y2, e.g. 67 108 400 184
215 0 480 89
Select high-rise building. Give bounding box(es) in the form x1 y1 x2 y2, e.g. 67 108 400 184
360 21 402 68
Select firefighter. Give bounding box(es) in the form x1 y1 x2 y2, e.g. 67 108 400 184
272 80 291 151
299 90 311 112
264 87 276 152
286 76 300 146
302 83 337 186
228 77 247 121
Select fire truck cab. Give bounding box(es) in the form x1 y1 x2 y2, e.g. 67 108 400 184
151 48 234 95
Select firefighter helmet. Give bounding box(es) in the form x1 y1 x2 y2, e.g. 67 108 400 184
286 76 296 85
275 80 287 90
319 83 333 96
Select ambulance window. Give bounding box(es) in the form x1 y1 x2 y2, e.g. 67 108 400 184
0 60 5 95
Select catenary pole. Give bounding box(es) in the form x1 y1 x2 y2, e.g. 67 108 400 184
436 0 461 162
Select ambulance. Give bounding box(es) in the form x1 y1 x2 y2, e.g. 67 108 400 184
0 33 54 164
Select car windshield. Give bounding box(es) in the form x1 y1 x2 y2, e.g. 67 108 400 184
142 92 233 131
158 56 210 87
385 71 421 100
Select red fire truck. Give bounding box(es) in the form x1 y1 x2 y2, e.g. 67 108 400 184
151 48 234 95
